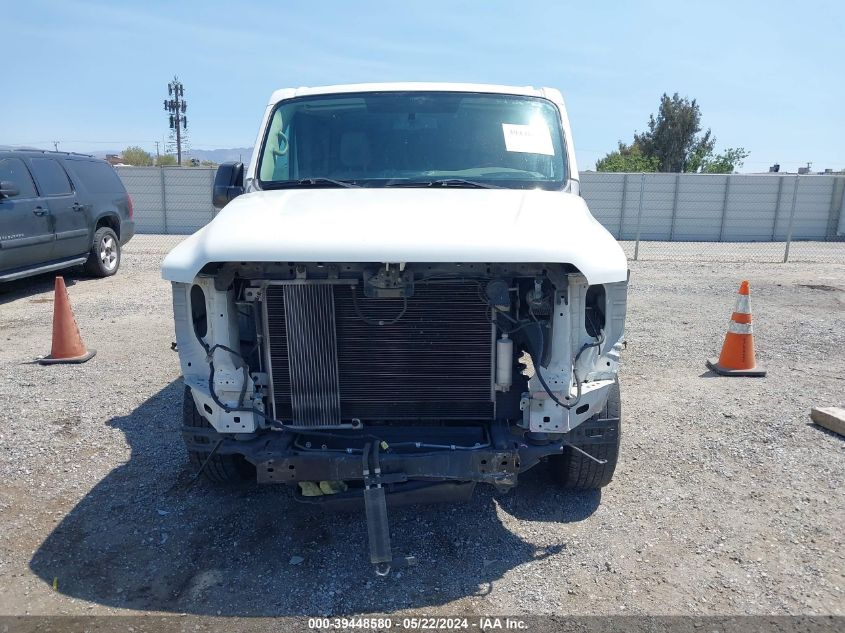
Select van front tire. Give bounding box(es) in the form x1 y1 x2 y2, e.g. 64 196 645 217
551 379 621 490
182 386 255 484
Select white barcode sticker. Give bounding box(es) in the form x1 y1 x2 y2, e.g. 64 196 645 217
502 123 554 155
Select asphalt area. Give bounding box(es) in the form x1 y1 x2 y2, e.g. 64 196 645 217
0 236 843 617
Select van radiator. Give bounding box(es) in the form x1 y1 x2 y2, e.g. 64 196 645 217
264 282 494 426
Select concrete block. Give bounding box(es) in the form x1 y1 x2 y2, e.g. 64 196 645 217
810 407 845 437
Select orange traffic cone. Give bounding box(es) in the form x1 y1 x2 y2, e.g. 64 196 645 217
37 277 96 365
706 280 765 377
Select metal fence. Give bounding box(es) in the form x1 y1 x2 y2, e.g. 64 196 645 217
117 166 216 235
582 172 845 262
117 167 845 263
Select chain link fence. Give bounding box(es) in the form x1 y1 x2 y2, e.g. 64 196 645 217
117 167 845 264
117 166 217 235
582 172 845 263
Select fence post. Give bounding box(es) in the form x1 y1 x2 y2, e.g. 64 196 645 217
839 177 845 238
824 176 845 240
617 173 628 239
771 175 784 240
669 172 680 241
209 168 215 223
718 175 731 241
159 167 168 234
633 173 645 261
783 175 799 263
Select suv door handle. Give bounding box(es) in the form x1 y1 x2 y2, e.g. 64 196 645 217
33 207 49 216
72 203 85 212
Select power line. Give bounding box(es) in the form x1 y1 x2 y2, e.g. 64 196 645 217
7 139 253 149
7 140 162 146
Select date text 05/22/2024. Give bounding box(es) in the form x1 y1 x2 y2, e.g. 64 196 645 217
307 616 529 630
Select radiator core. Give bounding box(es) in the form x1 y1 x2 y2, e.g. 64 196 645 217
264 281 493 426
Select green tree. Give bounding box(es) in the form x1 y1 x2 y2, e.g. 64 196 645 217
597 93 749 173
699 147 750 174
595 142 659 172
633 93 714 172
121 146 153 166
155 154 177 166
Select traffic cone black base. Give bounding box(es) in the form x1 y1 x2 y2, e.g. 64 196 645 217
38 350 97 365
706 358 766 377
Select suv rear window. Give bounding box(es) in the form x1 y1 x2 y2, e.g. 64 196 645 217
0 158 38 198
67 159 126 194
30 158 73 196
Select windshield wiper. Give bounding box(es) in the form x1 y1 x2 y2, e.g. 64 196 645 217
429 179 501 189
384 178 500 189
271 178 360 188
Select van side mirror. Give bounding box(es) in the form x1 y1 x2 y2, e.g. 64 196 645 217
0 181 20 199
212 162 244 210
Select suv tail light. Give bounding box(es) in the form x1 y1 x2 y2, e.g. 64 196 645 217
127 194 134 220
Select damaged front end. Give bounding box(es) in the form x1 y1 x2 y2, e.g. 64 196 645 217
172 261 626 573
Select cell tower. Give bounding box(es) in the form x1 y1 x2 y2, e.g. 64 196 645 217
163 76 188 165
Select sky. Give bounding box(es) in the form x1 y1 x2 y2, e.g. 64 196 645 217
3 0 843 173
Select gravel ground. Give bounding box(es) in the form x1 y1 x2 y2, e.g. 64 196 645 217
0 235 843 618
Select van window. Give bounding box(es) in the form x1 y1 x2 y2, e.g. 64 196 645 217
0 158 38 198
30 158 73 196
67 160 126 194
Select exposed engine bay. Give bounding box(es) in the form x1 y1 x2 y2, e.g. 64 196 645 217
172 261 626 574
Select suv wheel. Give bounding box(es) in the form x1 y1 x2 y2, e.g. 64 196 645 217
551 379 621 489
84 227 121 277
182 386 255 484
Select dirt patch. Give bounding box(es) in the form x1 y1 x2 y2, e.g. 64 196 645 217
799 284 842 292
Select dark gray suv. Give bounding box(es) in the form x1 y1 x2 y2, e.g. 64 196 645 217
0 150 135 282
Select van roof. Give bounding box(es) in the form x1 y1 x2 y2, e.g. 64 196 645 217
268 82 560 105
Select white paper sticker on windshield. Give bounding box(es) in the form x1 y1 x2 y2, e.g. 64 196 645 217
502 123 554 155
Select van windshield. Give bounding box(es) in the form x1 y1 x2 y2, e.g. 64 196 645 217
257 91 567 190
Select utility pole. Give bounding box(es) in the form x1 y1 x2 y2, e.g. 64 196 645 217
154 141 160 161
163 76 188 165
53 141 59 152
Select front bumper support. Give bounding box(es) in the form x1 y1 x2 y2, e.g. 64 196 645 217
182 423 572 491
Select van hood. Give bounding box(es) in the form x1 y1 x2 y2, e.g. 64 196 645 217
161 188 627 284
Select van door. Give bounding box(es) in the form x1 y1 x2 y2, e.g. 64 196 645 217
0 157 55 274
29 157 89 260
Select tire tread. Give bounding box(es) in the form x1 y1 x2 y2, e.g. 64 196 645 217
554 380 622 490
182 386 252 483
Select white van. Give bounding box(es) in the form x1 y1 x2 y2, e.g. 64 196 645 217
163 83 628 573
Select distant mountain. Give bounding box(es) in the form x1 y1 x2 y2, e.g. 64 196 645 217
185 147 253 164
1 144 254 165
